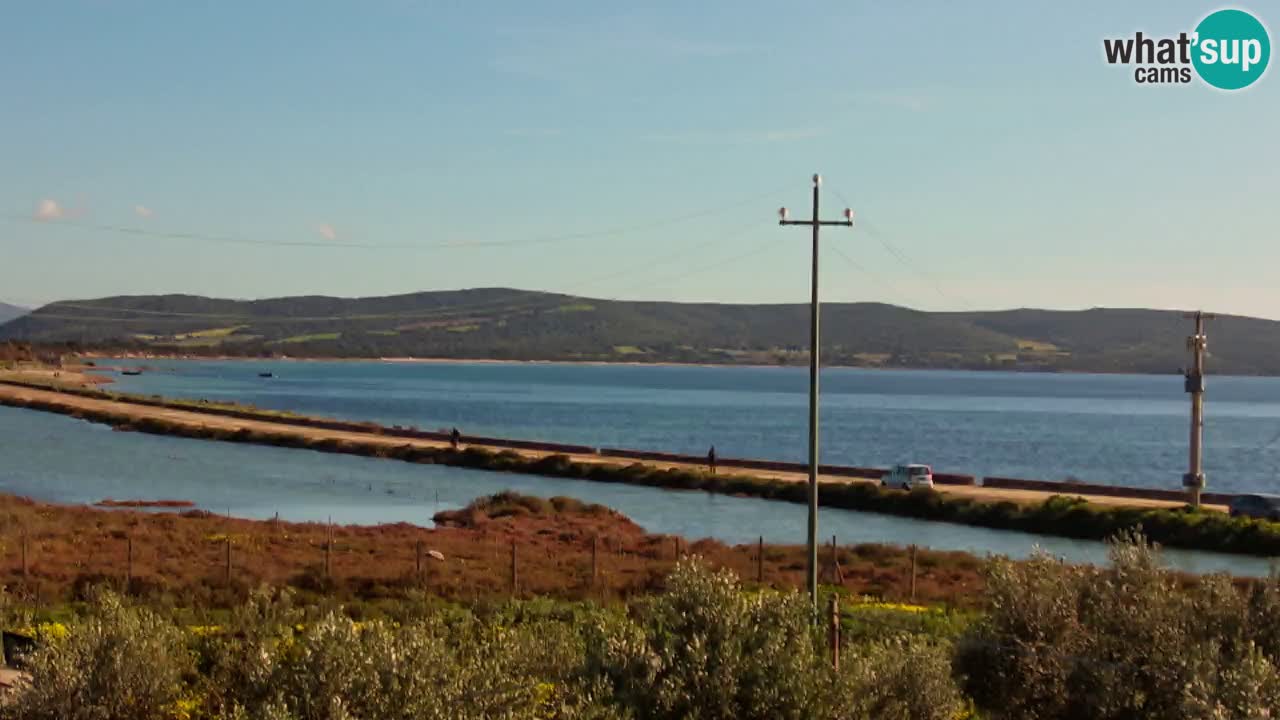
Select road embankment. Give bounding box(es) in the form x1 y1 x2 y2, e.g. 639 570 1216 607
4 378 1278 557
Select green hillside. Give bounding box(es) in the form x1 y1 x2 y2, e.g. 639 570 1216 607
2 289 1276 374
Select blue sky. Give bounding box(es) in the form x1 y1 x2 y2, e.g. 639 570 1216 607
2 1 1277 317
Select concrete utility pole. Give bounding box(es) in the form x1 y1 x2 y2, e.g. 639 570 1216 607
778 175 854 610
1183 311 1215 507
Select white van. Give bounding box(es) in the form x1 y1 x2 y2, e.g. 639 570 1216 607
882 464 934 490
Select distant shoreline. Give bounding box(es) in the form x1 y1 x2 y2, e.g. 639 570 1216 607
81 351 1103 375
78 352 1243 379
83 351 823 371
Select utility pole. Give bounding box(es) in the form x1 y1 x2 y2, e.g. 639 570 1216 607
1183 311 1215 507
779 174 854 610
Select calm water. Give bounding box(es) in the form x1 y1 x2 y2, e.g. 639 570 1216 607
0 405 1273 576
106 360 1280 493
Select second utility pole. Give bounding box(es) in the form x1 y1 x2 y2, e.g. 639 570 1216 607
1183 310 1215 507
779 174 853 610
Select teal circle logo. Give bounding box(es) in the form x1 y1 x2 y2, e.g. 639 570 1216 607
1192 9 1270 90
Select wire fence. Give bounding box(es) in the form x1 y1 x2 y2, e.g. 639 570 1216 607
0 522 944 610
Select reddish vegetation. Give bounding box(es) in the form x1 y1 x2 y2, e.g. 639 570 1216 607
0 491 989 608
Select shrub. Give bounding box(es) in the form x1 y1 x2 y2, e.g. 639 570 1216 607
212 609 611 717
955 532 1280 719
584 558 826 719
196 587 617 720
583 559 965 720
828 636 965 720
2 590 191 720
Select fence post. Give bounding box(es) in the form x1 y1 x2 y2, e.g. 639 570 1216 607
828 535 843 585
415 539 423 581
909 544 918 602
757 535 764 583
21 532 28 581
510 540 519 595
591 535 598 588
225 536 232 586
324 522 332 580
829 594 840 671
127 535 133 588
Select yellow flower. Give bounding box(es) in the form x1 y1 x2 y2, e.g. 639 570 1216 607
18 622 70 641
849 601 931 614
532 681 558 717
165 695 202 720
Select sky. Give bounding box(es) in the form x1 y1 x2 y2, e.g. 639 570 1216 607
1 1 1277 317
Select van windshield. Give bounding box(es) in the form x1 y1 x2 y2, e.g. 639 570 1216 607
910 466 930 476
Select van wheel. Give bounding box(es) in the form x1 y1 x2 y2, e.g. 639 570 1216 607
901 483 911 491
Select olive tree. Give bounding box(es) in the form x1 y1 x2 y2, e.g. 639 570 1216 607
1 590 191 720
955 532 1280 720
828 636 965 720
585 558 964 720
203 599 617 720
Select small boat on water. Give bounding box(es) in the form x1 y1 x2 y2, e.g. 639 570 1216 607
121 369 142 376
258 372 274 378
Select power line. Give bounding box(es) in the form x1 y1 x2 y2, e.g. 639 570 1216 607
1262 429 1280 449
828 186 976 311
826 244 912 309
1 184 791 253
604 227 779 297
14 221 771 326
2 186 791 326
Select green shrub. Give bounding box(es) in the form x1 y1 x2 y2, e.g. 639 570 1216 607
2 590 191 720
584 559 827 719
583 559 965 720
199 590 616 720
955 532 1280 719
828 636 965 720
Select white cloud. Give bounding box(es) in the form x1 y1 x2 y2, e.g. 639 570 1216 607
134 205 154 218
504 128 562 138
852 92 936 113
873 94 933 113
643 128 826 145
492 16 748 82
316 223 337 241
33 198 64 221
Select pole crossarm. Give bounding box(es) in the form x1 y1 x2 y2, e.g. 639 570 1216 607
780 220 855 227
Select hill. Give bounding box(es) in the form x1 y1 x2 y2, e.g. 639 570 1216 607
0 301 26 325
2 289 1278 374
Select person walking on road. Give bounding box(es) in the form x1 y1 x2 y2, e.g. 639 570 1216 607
707 445 717 475
450 427 461 450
